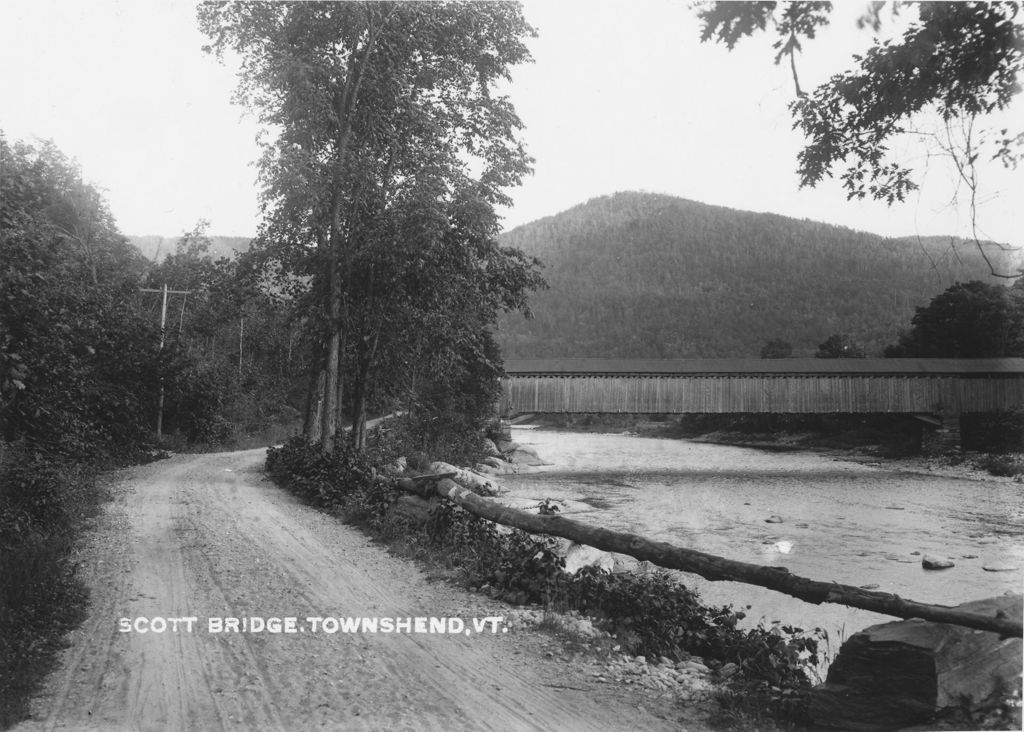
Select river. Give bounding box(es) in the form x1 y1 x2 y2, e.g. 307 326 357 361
499 427 1024 644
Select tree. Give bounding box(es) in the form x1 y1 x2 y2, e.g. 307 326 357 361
199 2 542 452
816 333 866 358
0 134 159 457
698 2 1023 277
760 338 793 358
885 280 1024 357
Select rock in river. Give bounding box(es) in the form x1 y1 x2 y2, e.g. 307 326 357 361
921 555 955 570
765 515 783 524
982 562 1020 572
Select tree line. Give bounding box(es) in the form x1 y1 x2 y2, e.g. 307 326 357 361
497 191 1014 360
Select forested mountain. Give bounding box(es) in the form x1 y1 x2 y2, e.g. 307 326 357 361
495 192 1017 358
129 234 253 263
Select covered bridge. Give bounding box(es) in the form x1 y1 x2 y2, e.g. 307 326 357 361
500 358 1024 449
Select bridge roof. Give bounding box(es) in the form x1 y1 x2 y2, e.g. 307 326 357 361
503 358 1024 376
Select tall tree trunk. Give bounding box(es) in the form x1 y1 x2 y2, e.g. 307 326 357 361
316 13 385 452
352 377 367 450
303 367 326 443
320 186 346 452
351 328 380 451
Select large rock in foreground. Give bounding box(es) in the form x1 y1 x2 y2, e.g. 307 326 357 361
808 594 1022 730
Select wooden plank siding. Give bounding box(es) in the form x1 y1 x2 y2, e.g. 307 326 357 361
500 369 1024 417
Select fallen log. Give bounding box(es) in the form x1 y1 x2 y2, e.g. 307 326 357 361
808 594 1023 731
430 478 1023 637
408 471 457 484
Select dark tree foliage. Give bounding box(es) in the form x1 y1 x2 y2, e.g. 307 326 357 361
885 279 1024 357
0 135 159 459
815 332 866 358
761 339 794 358
200 2 544 453
698 2 1024 205
140 223 308 445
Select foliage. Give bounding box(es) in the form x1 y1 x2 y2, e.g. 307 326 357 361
815 333 866 358
266 435 390 514
265 436 823 690
975 452 1024 478
199 2 544 452
140 222 308 446
885 279 1024 357
760 339 793 358
962 409 1024 454
0 444 103 726
1 135 161 460
698 2 1024 205
497 192 1006 359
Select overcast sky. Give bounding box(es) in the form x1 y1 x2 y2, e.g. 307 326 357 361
1 0 1020 250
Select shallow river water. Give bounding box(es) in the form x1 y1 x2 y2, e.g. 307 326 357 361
500 427 1024 640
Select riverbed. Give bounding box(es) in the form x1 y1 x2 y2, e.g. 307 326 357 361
500 427 1024 643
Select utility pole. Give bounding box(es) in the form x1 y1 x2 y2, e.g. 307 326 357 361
238 317 244 377
140 284 191 441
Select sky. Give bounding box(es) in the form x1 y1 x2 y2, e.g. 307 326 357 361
1 0 1021 250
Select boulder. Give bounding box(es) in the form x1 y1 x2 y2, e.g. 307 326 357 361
922 554 955 570
562 542 615 574
429 461 500 496
495 439 519 454
808 594 1023 731
765 514 784 524
508 445 548 466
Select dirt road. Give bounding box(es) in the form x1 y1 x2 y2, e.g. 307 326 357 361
15 449 693 731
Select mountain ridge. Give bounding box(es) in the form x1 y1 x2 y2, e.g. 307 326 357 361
495 191 1016 359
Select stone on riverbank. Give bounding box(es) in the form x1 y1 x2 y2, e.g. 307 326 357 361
982 562 1020 572
508 444 547 466
808 594 1022 731
429 461 500 496
562 542 615 574
921 554 955 569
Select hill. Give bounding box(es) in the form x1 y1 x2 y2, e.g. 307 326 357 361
496 192 1018 359
128 235 254 263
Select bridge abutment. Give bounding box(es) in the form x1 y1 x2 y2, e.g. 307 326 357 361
921 412 962 456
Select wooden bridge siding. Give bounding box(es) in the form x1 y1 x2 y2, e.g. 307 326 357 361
501 375 1024 415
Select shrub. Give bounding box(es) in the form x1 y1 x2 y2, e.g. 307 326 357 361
0 445 102 726
962 410 1024 453
977 453 1024 478
266 436 399 519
